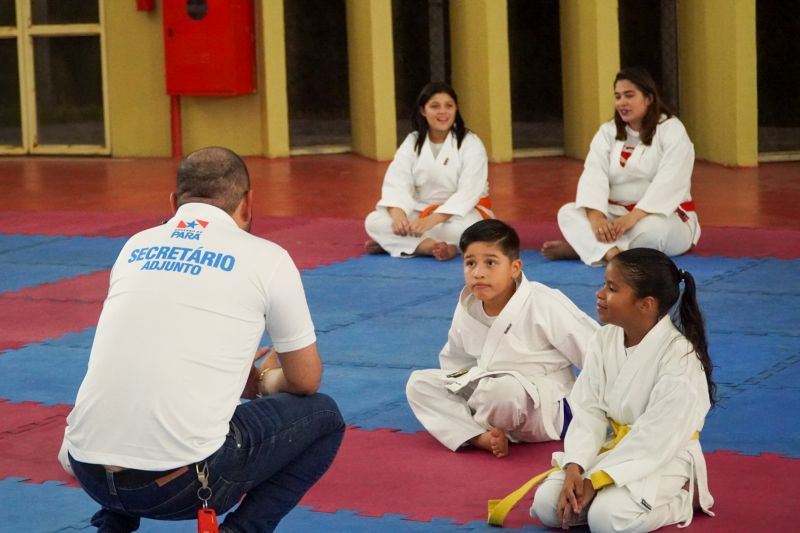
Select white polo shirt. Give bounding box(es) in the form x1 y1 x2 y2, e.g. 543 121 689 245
64 203 316 470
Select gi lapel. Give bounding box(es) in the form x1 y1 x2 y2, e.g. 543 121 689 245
477 274 532 369
606 315 677 416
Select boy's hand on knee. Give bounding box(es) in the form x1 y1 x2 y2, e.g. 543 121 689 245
558 463 584 528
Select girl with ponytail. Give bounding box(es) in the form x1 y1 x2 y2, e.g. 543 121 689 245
530 248 716 532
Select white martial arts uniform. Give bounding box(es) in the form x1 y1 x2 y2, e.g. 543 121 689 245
365 130 492 257
406 274 599 450
558 117 700 266
531 316 714 533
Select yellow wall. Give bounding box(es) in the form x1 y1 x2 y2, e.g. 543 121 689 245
103 0 170 156
450 0 513 162
181 95 263 155
345 0 397 161
258 0 290 158
678 0 758 166
559 0 620 159
104 1 274 157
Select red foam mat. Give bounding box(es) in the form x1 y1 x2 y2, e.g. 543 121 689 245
692 226 800 259
2 270 109 303
0 211 160 237
1 417 795 530
0 400 76 486
0 299 101 352
301 427 799 530
510 221 800 260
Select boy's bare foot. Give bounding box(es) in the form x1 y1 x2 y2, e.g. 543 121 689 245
541 240 578 260
364 239 386 255
431 241 458 261
469 427 509 458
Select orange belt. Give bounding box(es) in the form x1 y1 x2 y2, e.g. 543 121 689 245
609 200 695 222
419 196 494 220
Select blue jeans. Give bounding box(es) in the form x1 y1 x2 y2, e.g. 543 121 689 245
70 393 345 533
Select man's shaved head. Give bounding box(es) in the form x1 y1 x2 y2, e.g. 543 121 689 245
175 146 250 214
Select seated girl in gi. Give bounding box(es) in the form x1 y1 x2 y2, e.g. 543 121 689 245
531 248 715 532
542 67 700 266
364 82 493 261
406 219 598 457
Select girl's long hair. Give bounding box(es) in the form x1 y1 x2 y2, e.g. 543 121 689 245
411 82 467 155
611 248 717 406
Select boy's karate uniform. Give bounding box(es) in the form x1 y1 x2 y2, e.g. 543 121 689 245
531 316 714 532
364 131 492 257
558 117 700 265
406 274 598 450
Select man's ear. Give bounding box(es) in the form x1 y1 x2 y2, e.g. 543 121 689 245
233 190 254 230
241 190 253 222
169 192 178 213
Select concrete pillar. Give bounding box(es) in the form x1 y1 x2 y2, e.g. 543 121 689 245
450 0 512 162
678 0 757 166
346 0 397 161
559 0 620 159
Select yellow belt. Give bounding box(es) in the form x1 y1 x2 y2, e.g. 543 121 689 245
487 421 699 527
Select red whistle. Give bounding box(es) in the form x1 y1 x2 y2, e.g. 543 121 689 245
198 508 219 533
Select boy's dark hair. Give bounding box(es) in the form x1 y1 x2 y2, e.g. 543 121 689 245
459 219 520 260
610 248 716 407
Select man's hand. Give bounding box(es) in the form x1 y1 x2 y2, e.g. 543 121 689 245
241 346 273 399
258 343 322 397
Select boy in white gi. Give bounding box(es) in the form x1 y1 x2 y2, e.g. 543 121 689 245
531 248 715 532
406 219 599 457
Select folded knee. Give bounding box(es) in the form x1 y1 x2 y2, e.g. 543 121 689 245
530 489 560 527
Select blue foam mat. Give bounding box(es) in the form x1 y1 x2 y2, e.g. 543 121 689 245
701 291 800 336
0 236 126 268
703 387 800 458
0 479 96 533
701 258 800 295
0 344 89 405
311 254 467 280
318 364 414 421
2 246 800 531
0 264 103 293
40 328 97 350
317 315 450 368
709 332 800 385
0 234 62 254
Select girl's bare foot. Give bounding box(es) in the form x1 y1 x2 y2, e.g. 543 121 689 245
603 246 621 263
431 241 458 261
541 240 579 260
364 239 386 255
469 427 509 458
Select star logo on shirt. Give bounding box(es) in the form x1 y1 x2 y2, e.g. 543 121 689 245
175 219 209 230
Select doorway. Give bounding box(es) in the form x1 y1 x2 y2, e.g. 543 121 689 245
284 0 351 154
618 0 679 113
757 0 800 157
392 0 450 145
508 0 564 155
